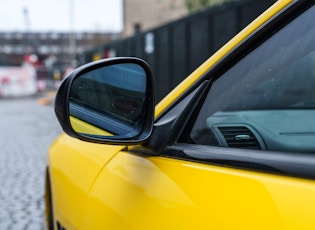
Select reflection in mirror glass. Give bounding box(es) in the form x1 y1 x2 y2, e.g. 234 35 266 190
69 63 147 139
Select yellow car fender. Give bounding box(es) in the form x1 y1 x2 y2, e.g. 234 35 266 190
48 133 124 229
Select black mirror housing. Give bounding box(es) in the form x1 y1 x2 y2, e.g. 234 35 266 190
55 57 155 145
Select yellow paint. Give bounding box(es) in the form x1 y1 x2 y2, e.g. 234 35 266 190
70 116 113 136
92 53 101 61
77 152 315 229
48 134 125 229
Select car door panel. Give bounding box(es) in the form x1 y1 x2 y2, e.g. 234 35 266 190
78 150 315 229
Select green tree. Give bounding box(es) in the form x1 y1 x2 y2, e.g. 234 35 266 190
185 0 235 13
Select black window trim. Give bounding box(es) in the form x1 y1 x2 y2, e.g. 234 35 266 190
163 143 315 180
204 0 305 85
156 1 315 180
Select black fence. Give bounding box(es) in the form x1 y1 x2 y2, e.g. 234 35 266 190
79 0 275 102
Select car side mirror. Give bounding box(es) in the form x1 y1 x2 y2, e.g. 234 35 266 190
55 57 155 145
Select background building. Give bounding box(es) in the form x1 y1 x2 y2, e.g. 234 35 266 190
87 0 275 102
123 0 188 37
0 0 188 69
0 32 118 69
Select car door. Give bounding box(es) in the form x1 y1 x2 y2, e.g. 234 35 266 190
77 1 315 229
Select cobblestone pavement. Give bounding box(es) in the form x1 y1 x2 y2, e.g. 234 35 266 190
0 94 62 230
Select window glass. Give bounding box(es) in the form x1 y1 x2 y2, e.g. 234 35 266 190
188 4 315 153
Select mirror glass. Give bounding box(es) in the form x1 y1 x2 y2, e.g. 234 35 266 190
69 63 147 139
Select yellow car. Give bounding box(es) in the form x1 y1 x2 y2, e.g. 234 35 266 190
46 1 315 229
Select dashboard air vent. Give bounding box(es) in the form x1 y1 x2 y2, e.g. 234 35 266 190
217 126 261 149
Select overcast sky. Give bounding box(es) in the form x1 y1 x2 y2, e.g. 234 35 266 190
0 0 123 33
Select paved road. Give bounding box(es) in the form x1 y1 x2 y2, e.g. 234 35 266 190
0 95 62 230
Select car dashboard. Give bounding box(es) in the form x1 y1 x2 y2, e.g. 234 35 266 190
206 110 315 153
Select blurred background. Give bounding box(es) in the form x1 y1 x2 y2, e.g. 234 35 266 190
0 0 275 229
0 0 276 100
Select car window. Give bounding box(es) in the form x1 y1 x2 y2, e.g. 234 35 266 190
186 3 315 153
